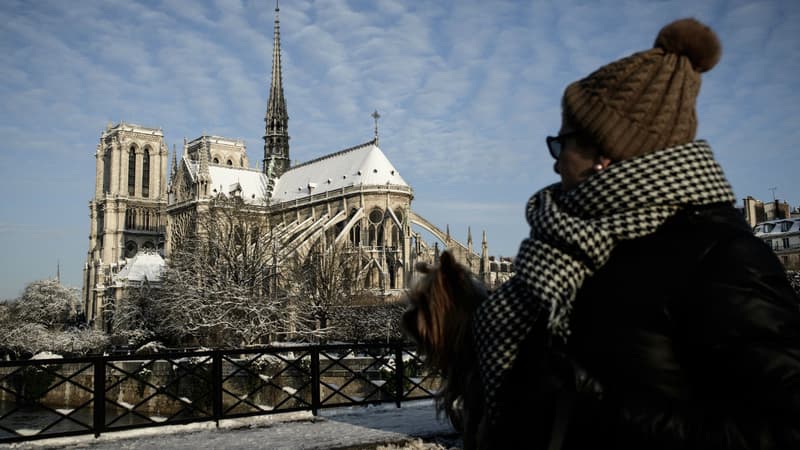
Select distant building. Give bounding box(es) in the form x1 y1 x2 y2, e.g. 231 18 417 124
753 218 800 270
741 196 791 228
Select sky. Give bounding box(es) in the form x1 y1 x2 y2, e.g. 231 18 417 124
0 0 798 300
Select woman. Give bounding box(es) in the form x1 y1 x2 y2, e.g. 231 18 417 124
473 18 800 449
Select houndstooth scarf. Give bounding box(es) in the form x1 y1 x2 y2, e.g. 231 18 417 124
473 140 735 422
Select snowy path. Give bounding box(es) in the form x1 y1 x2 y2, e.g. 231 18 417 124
1 400 458 450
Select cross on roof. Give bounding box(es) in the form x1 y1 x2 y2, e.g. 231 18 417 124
372 110 381 143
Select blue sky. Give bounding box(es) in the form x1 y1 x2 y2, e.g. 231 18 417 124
0 0 798 299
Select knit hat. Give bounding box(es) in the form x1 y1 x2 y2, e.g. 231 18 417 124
562 18 722 161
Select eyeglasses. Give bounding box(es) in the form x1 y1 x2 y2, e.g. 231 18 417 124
546 131 579 160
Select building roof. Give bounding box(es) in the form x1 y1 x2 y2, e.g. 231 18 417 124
184 158 269 204
208 165 269 204
753 217 800 236
270 141 408 202
114 252 165 283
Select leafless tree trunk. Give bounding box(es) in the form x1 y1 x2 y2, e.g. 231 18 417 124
286 240 366 341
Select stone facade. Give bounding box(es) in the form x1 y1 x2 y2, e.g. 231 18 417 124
82 5 509 330
83 123 169 330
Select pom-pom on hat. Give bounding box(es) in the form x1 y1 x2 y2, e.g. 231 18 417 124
562 18 722 161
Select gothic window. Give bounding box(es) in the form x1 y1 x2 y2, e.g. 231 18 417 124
369 208 383 224
97 210 105 234
128 148 136 196
369 225 376 246
213 157 219 164
351 225 361 246
227 159 233 166
125 241 138 258
377 225 384 247
103 150 112 193
142 149 150 197
393 226 401 248
388 260 397 289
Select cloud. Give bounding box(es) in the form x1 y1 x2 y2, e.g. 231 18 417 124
0 0 798 297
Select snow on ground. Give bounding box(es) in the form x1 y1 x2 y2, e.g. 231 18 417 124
0 400 460 450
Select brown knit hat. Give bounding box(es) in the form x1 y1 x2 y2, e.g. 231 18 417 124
562 18 722 161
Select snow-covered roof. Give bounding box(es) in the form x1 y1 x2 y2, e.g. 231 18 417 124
271 141 408 203
184 158 269 204
753 217 800 236
208 166 268 204
115 252 165 283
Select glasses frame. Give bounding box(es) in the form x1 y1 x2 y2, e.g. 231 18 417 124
546 131 579 160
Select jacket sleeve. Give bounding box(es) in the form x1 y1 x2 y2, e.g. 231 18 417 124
678 234 800 448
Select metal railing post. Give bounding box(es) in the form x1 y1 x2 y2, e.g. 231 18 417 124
212 350 223 426
394 345 404 408
311 347 320 416
93 357 106 438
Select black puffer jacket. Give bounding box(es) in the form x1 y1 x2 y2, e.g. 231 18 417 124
567 203 800 449
493 204 800 449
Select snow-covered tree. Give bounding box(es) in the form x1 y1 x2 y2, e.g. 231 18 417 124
0 279 108 358
152 197 286 347
13 279 78 329
110 282 158 347
328 301 406 343
286 240 366 340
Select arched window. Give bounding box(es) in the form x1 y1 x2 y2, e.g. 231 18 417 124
142 149 150 197
227 159 233 166
125 241 138 258
369 225 376 247
128 147 136 196
103 150 112 193
213 157 219 164
393 226 401 248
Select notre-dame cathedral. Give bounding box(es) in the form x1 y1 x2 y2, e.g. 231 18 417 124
82 5 510 331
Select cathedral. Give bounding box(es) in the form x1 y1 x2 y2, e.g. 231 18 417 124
82 5 507 331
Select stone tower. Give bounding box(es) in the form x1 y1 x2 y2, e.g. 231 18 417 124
263 1 290 192
83 122 168 330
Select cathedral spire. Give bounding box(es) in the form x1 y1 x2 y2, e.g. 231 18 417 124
263 0 290 185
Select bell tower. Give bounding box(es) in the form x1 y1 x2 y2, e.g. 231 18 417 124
83 122 168 330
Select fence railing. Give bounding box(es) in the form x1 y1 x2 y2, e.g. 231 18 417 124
0 343 438 444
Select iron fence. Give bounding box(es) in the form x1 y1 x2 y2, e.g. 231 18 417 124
0 343 439 444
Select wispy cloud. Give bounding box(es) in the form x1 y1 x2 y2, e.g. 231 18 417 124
0 0 798 298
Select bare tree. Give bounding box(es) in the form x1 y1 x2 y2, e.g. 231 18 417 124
110 281 158 347
286 240 366 340
153 196 285 347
